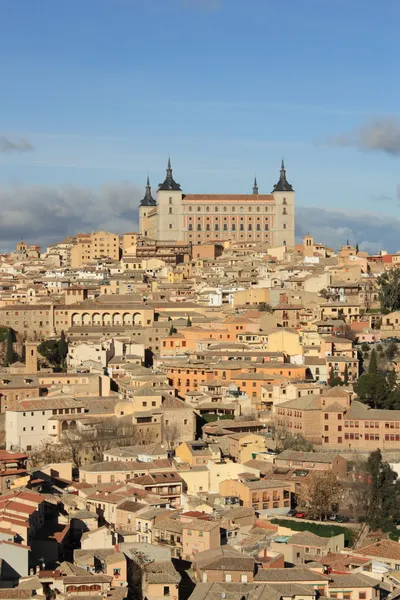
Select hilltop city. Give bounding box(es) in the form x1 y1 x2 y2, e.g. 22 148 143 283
2 160 400 600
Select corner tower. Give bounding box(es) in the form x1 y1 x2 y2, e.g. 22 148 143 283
139 176 157 238
271 159 295 248
156 159 184 242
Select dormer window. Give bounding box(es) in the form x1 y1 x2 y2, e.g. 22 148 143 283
2 379 10 385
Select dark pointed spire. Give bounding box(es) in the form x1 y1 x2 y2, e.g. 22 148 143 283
159 157 182 191
140 176 156 207
253 176 259 195
272 158 294 192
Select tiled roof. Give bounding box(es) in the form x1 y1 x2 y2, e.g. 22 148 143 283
255 567 329 582
356 540 400 560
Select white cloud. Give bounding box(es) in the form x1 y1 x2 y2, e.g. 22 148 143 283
0 136 34 153
327 117 400 156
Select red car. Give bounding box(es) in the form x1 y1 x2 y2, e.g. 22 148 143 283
295 512 307 518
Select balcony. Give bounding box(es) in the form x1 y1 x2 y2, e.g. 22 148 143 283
154 537 180 547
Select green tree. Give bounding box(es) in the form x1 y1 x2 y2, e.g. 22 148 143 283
343 364 349 385
356 372 388 408
377 268 400 314
186 316 192 327
38 340 61 366
356 242 359 254
386 341 398 362
168 324 177 336
367 449 400 531
5 328 15 366
58 330 68 370
328 367 343 387
368 349 378 374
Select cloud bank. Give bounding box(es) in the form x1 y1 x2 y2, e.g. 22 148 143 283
0 136 34 153
0 182 142 253
296 206 400 254
0 182 399 255
327 117 400 156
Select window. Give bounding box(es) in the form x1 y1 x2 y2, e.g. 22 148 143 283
163 587 170 596
169 224 172 229
225 574 232 582
169 207 172 214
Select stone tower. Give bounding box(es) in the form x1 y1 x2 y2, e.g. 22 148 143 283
25 341 38 374
271 159 295 248
139 176 157 238
156 159 184 242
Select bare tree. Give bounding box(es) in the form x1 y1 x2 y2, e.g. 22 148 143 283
163 423 179 450
298 471 343 520
27 440 72 469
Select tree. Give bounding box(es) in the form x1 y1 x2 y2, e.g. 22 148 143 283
259 302 273 313
163 423 179 450
38 339 61 366
367 449 400 531
378 268 400 314
186 316 192 327
355 372 388 408
27 439 72 469
385 341 398 362
356 242 359 254
343 364 349 385
168 324 177 336
58 330 68 371
328 367 343 388
337 323 356 342
5 328 15 366
368 349 378 374
320 288 331 300
298 471 342 520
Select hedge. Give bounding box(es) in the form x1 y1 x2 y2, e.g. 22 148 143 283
270 518 355 547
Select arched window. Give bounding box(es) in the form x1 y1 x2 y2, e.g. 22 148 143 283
206 206 210 212
188 206 193 212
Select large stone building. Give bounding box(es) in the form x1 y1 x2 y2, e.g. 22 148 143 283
139 160 295 247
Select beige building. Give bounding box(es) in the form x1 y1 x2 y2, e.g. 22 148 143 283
70 231 120 268
139 160 295 247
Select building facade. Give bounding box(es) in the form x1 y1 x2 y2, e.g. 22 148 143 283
139 160 295 247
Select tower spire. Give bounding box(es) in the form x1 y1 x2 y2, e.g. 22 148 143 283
166 157 172 181
272 159 294 192
158 157 182 191
253 176 259 195
280 158 286 180
140 176 156 206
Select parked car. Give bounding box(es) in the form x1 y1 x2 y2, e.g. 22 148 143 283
335 515 349 523
295 511 307 518
287 509 297 517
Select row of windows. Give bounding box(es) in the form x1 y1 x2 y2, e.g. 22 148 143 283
188 216 269 221
187 205 274 213
188 233 270 240
188 223 270 231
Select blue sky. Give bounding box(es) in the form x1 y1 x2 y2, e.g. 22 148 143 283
1 0 400 251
